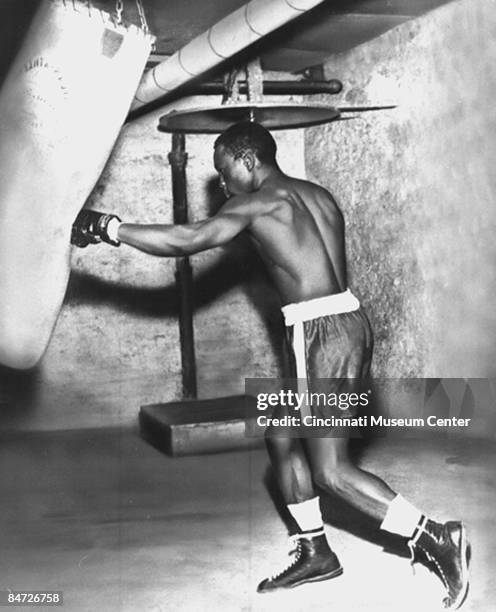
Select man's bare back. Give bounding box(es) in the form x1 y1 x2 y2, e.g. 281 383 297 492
236 174 346 304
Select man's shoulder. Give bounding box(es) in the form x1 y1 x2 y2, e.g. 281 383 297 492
299 179 342 214
295 176 337 199
221 188 279 215
272 176 341 213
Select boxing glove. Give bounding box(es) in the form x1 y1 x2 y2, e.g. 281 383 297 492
71 209 122 247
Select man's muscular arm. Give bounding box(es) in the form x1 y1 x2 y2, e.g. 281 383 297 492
71 197 258 256
118 208 251 256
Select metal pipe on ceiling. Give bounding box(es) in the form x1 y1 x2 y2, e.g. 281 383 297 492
131 0 326 110
170 79 343 97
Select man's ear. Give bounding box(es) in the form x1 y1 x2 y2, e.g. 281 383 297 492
242 152 255 172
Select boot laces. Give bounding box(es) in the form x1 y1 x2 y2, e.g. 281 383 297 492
408 526 450 597
270 537 302 581
407 515 429 575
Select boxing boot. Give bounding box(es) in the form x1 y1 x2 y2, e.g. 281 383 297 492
408 518 470 609
257 529 343 592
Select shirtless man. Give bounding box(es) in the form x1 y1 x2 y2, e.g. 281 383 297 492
71 121 469 609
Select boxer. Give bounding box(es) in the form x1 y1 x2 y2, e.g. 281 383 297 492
72 121 470 609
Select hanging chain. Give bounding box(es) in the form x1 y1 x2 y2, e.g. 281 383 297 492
115 0 124 25
135 0 155 48
135 0 150 33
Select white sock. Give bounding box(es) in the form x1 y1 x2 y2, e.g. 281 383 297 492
287 496 324 533
380 494 423 538
106 217 122 242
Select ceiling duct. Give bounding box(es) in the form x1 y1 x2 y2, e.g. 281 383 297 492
131 0 326 110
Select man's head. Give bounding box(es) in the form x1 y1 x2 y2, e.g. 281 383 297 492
213 121 278 196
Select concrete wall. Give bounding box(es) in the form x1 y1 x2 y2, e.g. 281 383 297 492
3 0 496 435
305 0 496 380
1 92 304 430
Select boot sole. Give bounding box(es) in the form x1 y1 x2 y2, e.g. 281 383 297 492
451 524 469 610
258 566 344 593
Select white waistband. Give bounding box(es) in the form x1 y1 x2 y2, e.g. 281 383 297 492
281 289 360 326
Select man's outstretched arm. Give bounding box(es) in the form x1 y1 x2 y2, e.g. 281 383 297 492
118 211 250 256
71 203 253 256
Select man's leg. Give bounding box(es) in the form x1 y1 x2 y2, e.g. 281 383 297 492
257 436 342 592
305 433 396 520
264 436 314 505
305 434 469 609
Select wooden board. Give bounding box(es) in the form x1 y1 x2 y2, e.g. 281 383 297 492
139 395 264 456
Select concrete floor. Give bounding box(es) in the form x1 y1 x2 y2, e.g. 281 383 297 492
0 429 493 612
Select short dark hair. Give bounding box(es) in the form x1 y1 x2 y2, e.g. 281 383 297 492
214 121 277 165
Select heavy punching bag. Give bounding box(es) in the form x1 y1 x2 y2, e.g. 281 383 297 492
0 0 154 369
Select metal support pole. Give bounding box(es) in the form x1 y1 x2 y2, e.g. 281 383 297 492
168 133 197 399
